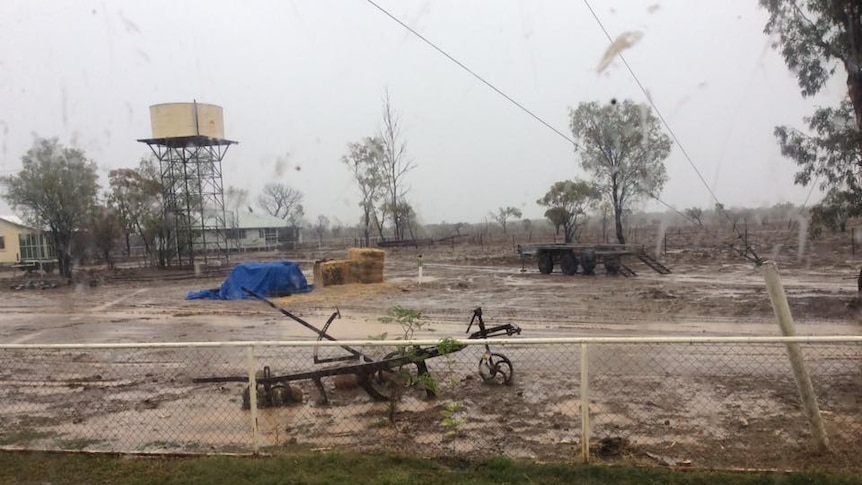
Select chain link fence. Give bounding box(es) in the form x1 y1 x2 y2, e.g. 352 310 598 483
0 338 859 469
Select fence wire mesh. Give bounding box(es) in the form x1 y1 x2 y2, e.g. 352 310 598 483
0 340 858 469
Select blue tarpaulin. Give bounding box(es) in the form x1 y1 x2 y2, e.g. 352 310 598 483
186 261 312 300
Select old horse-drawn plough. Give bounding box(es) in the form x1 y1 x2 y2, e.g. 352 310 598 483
193 288 522 408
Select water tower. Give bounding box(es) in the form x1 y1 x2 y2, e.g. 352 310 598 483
138 101 237 268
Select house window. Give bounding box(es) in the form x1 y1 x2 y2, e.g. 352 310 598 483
264 228 278 244
259 229 265 239
228 229 246 240
0 236 5 250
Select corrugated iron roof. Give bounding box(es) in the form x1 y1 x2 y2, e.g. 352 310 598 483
219 210 288 229
0 215 31 228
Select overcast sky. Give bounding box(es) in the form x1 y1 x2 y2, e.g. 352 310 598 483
0 0 848 226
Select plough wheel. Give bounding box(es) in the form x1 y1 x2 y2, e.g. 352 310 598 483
478 352 514 385
360 351 436 401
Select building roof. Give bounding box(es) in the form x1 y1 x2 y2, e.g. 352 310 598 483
225 210 288 230
0 215 32 229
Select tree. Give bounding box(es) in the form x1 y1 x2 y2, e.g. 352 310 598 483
521 218 533 241
257 183 304 226
395 202 419 240
314 215 330 246
91 205 121 269
379 90 415 241
342 137 385 246
107 159 164 266
224 186 249 248
537 180 600 243
809 189 855 233
761 1 862 294
776 101 861 189
491 206 523 234
569 99 672 244
684 207 704 226
0 138 99 278
761 1 862 130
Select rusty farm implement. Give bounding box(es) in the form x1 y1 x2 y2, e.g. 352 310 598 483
193 288 522 408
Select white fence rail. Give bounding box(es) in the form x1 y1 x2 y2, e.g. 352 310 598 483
0 337 859 469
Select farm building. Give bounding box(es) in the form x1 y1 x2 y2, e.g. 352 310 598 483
0 215 56 267
223 210 294 251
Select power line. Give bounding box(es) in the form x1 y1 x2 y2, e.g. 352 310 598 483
363 0 580 148
581 0 761 264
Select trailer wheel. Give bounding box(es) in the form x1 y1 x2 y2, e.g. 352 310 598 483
537 251 553 274
560 251 578 275
604 256 621 275
580 250 597 275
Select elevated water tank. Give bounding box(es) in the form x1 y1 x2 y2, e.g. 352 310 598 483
149 102 225 139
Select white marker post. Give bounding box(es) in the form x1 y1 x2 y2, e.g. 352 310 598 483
418 254 423 284
762 261 829 452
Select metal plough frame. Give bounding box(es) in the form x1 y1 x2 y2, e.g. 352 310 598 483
193 288 522 406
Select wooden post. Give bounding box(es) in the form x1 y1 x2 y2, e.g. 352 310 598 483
580 343 590 463
762 262 829 452
246 346 260 454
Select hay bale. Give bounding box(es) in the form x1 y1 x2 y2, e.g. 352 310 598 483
317 260 352 286
348 248 385 263
351 260 384 284
347 248 385 284
313 259 331 285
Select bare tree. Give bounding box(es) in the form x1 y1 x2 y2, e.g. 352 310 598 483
257 183 304 226
314 215 330 246
224 186 249 248
491 206 523 234
521 218 533 241
379 90 415 241
684 207 704 226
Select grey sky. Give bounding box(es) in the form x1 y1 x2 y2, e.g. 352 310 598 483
0 0 848 226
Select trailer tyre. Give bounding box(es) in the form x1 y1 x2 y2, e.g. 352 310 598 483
560 251 578 275
604 256 621 275
580 250 597 275
537 252 553 274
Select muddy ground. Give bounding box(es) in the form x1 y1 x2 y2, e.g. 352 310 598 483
0 241 860 470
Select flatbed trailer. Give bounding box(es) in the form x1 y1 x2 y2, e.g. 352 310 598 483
517 243 670 276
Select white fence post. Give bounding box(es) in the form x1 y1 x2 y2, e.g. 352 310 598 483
580 342 590 463
246 345 260 455
762 261 830 452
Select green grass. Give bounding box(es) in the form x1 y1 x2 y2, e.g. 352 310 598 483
0 451 858 485
0 429 56 446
